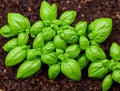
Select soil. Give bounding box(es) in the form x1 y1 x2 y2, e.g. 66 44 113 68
0 0 120 91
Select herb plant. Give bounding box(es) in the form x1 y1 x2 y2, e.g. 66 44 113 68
0 1 117 90
88 42 120 91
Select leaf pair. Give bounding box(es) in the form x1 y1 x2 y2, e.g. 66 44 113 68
57 44 81 61
102 70 120 91
40 1 57 22
0 13 30 38
3 33 29 52
54 44 81 81
48 59 81 81
33 34 58 65
41 41 58 65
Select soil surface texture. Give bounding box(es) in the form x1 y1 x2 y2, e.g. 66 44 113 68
0 0 120 91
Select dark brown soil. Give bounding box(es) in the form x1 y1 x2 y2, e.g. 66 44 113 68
0 0 120 91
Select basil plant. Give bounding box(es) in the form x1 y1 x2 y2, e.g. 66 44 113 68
88 42 120 91
0 0 115 85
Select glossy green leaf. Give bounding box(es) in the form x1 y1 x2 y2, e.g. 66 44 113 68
56 49 64 57
48 62 61 80
33 33 44 49
61 59 81 81
79 36 89 50
88 59 109 79
3 38 18 52
18 32 29 46
86 45 106 62
41 52 58 65
0 25 16 38
42 41 55 53
88 18 113 44
42 27 56 41
110 42 120 61
75 21 87 36
65 44 81 59
40 1 51 21
77 53 89 69
8 13 30 33
88 20 95 34
51 3 57 20
116 62 120 70
60 11 77 25
27 48 41 60
54 35 67 50
106 60 116 71
30 21 44 37
102 74 113 91
17 58 41 78
59 28 79 44
5 46 28 66
112 70 120 84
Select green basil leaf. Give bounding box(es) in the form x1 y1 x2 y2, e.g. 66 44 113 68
77 53 89 69
5 46 28 66
41 52 58 65
30 21 44 37
88 20 95 34
17 58 41 78
51 3 57 20
56 49 64 57
33 33 44 49
17 33 29 46
3 38 18 52
42 27 56 41
116 62 120 70
86 45 106 62
40 1 51 21
60 11 77 25
88 59 109 79
61 59 81 81
54 35 67 50
0 25 16 38
58 53 69 62
88 18 113 44
48 62 61 80
79 36 89 50
59 29 79 44
65 44 81 59
107 60 116 71
27 48 41 60
8 13 30 33
102 74 113 91
112 70 120 84
42 41 55 53
75 21 87 36
110 42 120 61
